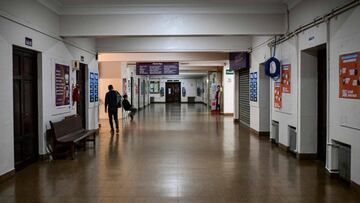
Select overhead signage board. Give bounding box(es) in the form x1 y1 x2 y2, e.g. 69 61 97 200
229 52 250 71
136 62 179 75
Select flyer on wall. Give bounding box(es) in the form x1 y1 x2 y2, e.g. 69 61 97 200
274 82 282 109
281 64 291 93
55 63 70 107
339 52 360 99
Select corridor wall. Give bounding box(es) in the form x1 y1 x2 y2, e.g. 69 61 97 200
250 0 360 185
0 0 98 176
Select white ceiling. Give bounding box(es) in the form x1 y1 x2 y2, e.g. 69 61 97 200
58 0 286 6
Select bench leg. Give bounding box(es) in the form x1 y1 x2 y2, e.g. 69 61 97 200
70 144 75 160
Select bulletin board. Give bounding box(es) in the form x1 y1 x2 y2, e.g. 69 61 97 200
89 72 98 103
249 72 258 102
274 82 282 109
281 64 291 93
339 52 360 99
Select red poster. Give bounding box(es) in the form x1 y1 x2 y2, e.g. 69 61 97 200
339 52 360 99
274 82 282 109
281 64 291 93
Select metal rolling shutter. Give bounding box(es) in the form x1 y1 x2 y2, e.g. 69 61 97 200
239 69 250 126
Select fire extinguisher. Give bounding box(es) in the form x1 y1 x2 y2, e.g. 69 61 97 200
72 84 80 105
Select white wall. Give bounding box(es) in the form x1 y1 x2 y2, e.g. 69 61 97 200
0 0 98 176
222 63 235 114
250 0 360 185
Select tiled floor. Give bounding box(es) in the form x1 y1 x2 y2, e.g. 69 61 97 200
0 104 359 203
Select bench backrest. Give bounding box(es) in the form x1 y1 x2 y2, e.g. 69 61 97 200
50 116 84 140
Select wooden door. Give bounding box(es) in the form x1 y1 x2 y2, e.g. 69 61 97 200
165 82 181 103
13 46 38 170
317 46 327 163
76 64 86 128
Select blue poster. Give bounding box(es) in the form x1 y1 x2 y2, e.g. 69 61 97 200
94 73 98 102
249 72 258 102
90 72 95 102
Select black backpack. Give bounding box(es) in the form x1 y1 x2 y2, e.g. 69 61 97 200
116 91 122 108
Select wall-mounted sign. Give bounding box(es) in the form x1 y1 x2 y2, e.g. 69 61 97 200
226 69 234 75
281 64 291 93
150 81 160 94
339 52 360 99
25 37 32 47
55 63 70 106
250 72 258 102
274 82 282 109
229 52 250 71
90 72 98 102
136 62 179 75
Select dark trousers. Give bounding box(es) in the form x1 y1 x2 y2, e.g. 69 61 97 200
108 108 119 130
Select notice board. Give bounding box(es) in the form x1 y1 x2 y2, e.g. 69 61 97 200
339 52 360 99
281 64 291 93
274 82 282 109
250 72 258 102
55 63 70 107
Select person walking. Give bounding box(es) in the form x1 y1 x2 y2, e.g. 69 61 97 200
105 85 121 133
122 94 137 121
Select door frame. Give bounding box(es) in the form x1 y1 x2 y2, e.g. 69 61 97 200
77 63 88 129
13 45 40 170
165 82 181 103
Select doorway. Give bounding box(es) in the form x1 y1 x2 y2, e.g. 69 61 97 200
165 82 181 103
300 44 327 160
317 45 327 163
138 78 140 109
76 63 87 129
13 46 39 170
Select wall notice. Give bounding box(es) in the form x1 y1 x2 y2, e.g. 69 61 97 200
281 64 291 93
250 72 258 102
339 52 360 99
274 82 282 109
55 63 70 107
90 72 99 102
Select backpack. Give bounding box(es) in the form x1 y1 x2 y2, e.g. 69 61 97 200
116 91 122 108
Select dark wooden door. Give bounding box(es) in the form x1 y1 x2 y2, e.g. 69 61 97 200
165 82 181 103
76 64 86 128
13 46 38 170
317 46 327 163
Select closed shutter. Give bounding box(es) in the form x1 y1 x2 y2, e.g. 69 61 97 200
239 69 250 126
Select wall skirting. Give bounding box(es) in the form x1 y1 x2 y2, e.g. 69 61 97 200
250 128 270 137
0 170 15 183
352 181 360 193
221 113 234 116
278 143 290 152
296 153 317 160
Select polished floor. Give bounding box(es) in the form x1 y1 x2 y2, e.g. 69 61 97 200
0 104 359 203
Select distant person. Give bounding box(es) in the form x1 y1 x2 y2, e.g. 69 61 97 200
215 85 221 111
122 95 137 121
105 85 121 133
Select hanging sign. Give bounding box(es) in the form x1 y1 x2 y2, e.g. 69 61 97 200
250 72 258 102
281 64 291 93
229 52 250 70
339 52 360 99
274 82 282 109
136 62 179 75
55 63 70 106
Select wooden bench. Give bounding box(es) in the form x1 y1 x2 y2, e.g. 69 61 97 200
50 116 96 159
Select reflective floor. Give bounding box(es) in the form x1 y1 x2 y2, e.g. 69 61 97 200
0 104 359 203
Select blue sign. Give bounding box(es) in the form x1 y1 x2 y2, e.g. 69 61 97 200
90 73 95 102
249 72 258 102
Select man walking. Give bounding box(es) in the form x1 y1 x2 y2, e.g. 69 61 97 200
105 85 120 133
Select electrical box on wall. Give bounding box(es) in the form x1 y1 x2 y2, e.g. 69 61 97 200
72 60 80 71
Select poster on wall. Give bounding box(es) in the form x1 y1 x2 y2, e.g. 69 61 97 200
94 73 98 102
90 73 95 102
274 82 282 109
281 64 291 93
339 52 360 99
250 72 258 102
123 78 127 95
55 63 70 107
